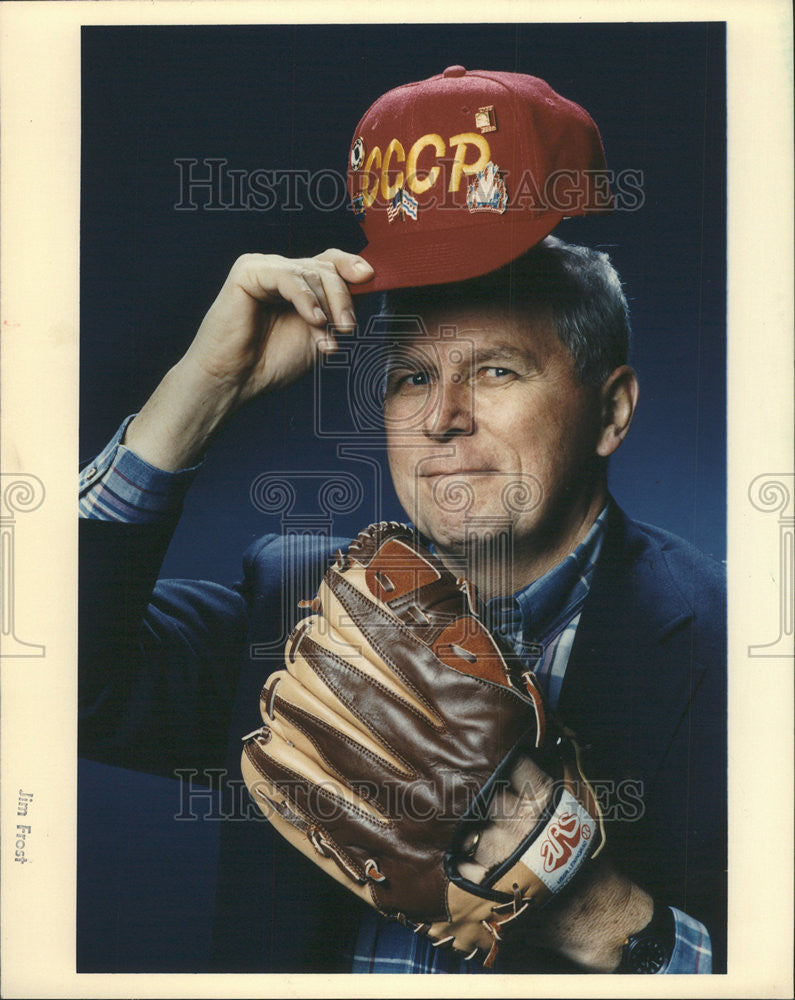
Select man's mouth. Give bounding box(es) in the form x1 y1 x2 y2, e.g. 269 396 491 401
419 468 496 478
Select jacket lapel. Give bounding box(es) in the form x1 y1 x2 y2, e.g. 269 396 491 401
556 503 703 790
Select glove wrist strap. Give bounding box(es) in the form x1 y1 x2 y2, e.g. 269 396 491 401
446 736 604 907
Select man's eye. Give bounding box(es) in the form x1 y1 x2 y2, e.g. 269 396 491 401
399 371 431 388
481 366 516 379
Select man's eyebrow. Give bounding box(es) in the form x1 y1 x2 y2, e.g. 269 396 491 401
387 340 530 358
469 342 542 367
384 340 541 370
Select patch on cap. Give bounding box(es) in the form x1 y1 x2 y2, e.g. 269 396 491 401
466 162 507 214
475 105 497 133
386 187 418 223
350 137 365 172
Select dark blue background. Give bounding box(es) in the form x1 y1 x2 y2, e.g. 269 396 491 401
78 22 726 971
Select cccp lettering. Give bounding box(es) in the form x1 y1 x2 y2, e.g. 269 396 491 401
361 132 492 205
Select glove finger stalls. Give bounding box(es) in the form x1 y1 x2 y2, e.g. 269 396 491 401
280 621 390 731
328 554 518 692
319 569 449 709
282 624 437 774
349 540 518 692
320 568 523 726
283 619 440 768
266 669 415 787
287 614 451 773
271 697 416 815
287 613 439 728
315 576 539 777
244 724 387 825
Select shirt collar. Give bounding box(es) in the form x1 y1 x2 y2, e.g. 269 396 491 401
484 504 609 641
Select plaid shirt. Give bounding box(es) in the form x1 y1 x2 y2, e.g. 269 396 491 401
79 416 200 521
79 421 713 975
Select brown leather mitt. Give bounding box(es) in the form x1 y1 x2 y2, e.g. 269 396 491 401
241 521 604 966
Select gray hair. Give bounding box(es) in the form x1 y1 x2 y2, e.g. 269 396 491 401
380 235 631 387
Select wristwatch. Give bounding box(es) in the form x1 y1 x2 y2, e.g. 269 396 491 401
617 901 675 973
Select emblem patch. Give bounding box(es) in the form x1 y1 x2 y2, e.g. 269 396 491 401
387 187 418 223
351 137 365 172
466 161 508 214
352 193 366 220
475 105 497 133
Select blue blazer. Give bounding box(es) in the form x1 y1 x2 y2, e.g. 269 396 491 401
78 501 726 972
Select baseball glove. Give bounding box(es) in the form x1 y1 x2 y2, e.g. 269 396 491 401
241 521 604 966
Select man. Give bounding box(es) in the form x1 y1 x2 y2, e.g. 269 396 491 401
79 67 725 974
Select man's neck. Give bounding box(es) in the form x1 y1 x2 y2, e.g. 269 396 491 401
433 490 609 602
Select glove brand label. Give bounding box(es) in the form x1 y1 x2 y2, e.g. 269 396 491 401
519 790 593 892
540 809 591 872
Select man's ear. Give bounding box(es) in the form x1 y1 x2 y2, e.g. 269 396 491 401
596 365 639 458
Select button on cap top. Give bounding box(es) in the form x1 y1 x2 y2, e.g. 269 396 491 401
443 65 466 78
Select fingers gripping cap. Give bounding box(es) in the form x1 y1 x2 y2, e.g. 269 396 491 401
347 65 612 294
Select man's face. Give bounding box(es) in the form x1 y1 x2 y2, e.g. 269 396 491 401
382 304 605 555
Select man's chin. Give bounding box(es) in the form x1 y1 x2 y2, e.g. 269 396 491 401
419 521 468 552
417 512 516 554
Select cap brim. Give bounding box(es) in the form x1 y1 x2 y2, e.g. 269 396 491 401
350 211 564 296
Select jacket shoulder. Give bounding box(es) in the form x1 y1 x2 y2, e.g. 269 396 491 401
610 511 726 669
628 517 725 610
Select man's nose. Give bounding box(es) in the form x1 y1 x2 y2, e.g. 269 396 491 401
423 374 474 439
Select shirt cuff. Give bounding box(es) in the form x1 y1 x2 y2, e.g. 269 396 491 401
663 907 712 973
79 415 202 523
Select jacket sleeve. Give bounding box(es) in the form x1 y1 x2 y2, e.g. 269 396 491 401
78 517 260 777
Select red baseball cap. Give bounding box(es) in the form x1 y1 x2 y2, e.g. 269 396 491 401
347 65 612 295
